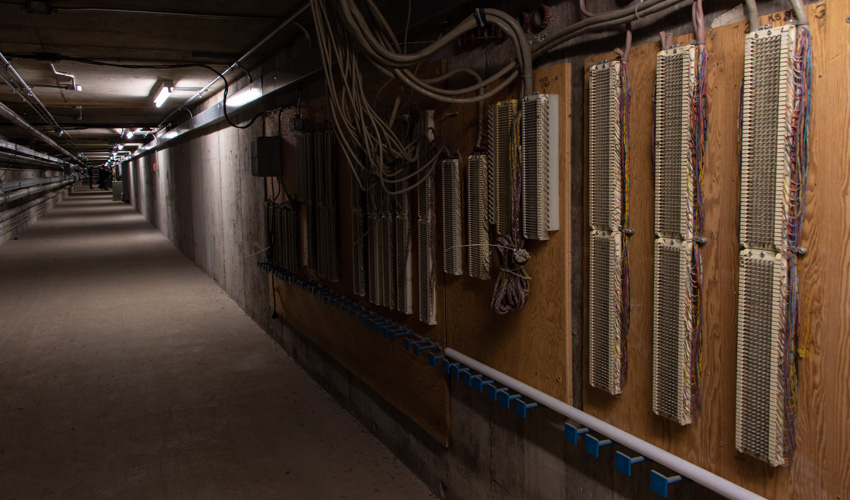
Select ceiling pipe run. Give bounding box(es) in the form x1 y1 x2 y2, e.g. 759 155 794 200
0 51 84 164
0 102 82 165
0 52 64 132
0 138 68 165
0 178 72 207
155 3 310 130
50 63 80 91
50 5 283 22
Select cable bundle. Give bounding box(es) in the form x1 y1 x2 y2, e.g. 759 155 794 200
687 0 708 417
491 109 530 314
783 23 812 458
310 0 532 197
688 41 708 414
618 61 631 386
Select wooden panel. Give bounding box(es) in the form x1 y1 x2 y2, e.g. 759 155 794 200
583 2 848 498
273 279 451 444
444 62 573 403
264 64 452 445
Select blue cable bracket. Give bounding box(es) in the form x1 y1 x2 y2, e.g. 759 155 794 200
564 422 589 445
584 435 613 458
650 470 683 498
615 451 646 477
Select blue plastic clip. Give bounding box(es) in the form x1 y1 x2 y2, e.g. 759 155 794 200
450 365 470 380
355 311 373 324
462 372 479 387
498 392 521 409
514 400 538 418
564 422 589 445
412 343 439 357
650 470 683 498
371 319 392 333
472 377 494 393
615 451 645 477
487 385 509 403
584 435 612 457
428 353 446 367
443 362 461 376
404 338 429 352
377 322 397 336
388 329 413 342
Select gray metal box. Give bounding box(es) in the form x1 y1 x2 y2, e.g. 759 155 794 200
251 136 282 177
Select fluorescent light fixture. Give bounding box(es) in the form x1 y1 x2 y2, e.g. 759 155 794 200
225 87 262 109
154 80 174 108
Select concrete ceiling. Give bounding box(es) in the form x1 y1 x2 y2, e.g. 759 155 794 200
0 0 309 164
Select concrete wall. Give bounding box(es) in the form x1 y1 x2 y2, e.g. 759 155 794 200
0 168 73 247
125 1 799 498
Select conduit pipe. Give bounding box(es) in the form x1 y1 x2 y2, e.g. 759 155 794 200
0 183 70 238
444 348 767 500
0 151 64 171
0 52 84 164
0 179 72 206
0 52 63 132
160 3 310 127
0 102 81 165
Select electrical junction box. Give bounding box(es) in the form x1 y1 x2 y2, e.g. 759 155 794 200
251 136 282 177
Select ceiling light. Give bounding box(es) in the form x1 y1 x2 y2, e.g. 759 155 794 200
125 130 134 139
154 80 174 108
118 144 125 150
225 87 262 109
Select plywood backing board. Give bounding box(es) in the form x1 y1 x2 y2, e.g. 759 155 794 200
444 62 573 403
263 64 451 445
582 2 848 498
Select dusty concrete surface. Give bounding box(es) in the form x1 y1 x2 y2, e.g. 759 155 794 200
0 187 436 500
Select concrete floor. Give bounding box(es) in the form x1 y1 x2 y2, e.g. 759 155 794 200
0 188 435 499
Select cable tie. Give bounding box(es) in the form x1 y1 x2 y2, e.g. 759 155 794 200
473 8 487 28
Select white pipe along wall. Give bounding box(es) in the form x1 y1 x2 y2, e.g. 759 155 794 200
444 348 767 500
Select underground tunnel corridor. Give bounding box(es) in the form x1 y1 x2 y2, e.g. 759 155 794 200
0 188 435 499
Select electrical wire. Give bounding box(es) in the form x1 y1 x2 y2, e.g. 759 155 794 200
743 0 760 30
618 57 632 387
782 23 812 458
688 0 708 417
490 108 530 314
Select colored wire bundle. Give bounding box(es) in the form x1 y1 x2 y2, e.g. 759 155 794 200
782 24 812 458
685 0 708 418
491 109 531 314
617 59 631 386
688 41 708 415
